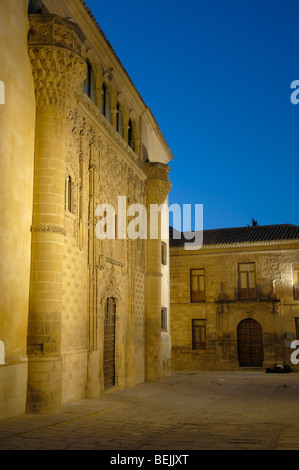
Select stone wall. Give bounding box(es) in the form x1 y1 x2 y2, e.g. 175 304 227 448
0 0 36 419
0 0 172 418
170 243 299 371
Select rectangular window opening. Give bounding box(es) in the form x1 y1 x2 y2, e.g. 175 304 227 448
191 269 205 302
192 319 206 350
161 307 168 332
238 262 256 300
293 264 299 301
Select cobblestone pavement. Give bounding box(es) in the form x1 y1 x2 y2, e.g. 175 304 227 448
0 370 299 451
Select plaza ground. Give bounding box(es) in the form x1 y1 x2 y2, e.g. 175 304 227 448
0 370 299 451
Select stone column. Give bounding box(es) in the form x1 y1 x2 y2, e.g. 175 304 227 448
26 14 86 413
144 162 172 381
111 107 117 129
123 122 129 145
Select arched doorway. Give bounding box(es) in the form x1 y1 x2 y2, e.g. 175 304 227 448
237 318 264 367
104 298 116 389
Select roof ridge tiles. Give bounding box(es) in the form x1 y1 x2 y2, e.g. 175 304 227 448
169 224 299 248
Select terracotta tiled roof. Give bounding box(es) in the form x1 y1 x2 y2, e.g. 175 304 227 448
169 224 299 248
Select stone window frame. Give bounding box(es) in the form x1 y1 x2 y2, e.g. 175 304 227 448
127 114 140 153
116 102 124 138
190 268 206 303
101 81 112 123
65 174 77 216
293 263 299 301
238 262 257 300
161 307 168 332
192 319 207 350
84 59 97 105
65 175 72 213
80 48 141 155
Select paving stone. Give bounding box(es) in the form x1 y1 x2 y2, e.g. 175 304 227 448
0 371 299 451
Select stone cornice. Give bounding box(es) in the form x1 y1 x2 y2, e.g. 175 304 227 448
28 14 87 109
145 162 172 205
28 14 86 56
31 224 67 236
170 238 299 252
143 107 174 162
144 161 170 181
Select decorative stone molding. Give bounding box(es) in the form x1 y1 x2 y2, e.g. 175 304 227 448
99 280 122 313
28 14 86 53
78 93 143 169
170 238 299 251
104 67 114 82
66 108 86 150
106 257 124 267
31 224 67 236
144 161 170 181
145 162 172 205
28 14 87 109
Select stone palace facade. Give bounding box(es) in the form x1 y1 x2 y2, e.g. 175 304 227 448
0 0 173 418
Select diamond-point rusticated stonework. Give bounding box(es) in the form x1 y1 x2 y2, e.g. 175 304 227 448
28 14 87 109
28 14 86 54
0 1 173 418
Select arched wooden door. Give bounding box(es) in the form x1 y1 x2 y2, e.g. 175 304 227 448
104 298 116 389
237 318 264 367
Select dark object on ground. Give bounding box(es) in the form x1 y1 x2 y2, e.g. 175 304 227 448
265 364 292 373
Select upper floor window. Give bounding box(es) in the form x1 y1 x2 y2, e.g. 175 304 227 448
84 60 96 104
191 269 205 302
293 264 299 300
128 118 134 150
238 262 256 300
101 83 111 123
116 102 124 138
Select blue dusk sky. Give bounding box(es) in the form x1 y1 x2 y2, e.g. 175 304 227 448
85 0 299 230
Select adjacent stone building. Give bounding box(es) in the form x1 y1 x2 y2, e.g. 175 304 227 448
170 225 299 371
0 0 173 418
